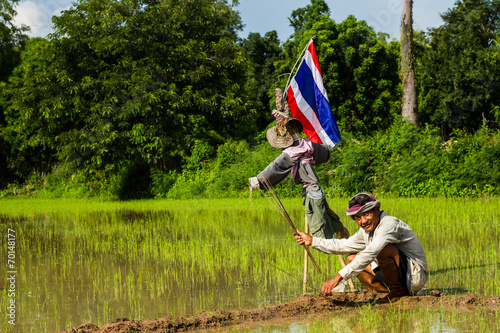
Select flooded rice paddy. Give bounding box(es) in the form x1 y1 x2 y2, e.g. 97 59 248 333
0 197 499 332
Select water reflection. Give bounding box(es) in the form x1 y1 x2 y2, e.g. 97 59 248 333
197 309 500 333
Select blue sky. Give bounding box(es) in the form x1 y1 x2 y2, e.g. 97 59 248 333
14 0 457 40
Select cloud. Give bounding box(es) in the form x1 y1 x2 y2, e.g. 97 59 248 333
13 0 71 37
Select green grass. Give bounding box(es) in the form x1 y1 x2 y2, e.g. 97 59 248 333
0 197 499 332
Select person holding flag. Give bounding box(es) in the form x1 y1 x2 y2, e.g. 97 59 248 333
248 40 345 240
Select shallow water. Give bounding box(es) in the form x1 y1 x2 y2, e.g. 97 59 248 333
198 308 500 333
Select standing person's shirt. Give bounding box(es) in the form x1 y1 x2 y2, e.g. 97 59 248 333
312 211 428 280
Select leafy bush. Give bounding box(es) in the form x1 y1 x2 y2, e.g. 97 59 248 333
150 169 178 199
118 124 500 199
324 120 500 197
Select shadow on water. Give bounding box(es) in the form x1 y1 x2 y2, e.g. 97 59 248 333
1 209 175 225
0 213 29 224
427 263 500 295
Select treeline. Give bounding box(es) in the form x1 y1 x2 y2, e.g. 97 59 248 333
0 0 499 199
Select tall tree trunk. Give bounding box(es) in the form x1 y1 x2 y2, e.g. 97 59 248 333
401 0 418 127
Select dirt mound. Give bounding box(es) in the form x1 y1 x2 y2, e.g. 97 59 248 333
58 292 500 333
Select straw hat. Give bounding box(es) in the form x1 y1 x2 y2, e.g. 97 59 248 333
266 117 303 149
266 88 303 149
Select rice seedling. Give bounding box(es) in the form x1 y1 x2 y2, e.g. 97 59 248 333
0 197 498 332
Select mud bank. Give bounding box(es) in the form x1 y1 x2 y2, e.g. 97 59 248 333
58 292 500 333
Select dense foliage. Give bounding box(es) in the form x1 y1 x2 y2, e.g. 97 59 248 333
240 31 283 129
0 0 28 187
322 121 500 197
148 121 500 199
0 0 499 199
418 0 500 137
0 0 28 82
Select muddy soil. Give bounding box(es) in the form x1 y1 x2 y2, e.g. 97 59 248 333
58 291 500 333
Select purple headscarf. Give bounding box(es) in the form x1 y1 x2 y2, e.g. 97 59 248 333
346 192 381 216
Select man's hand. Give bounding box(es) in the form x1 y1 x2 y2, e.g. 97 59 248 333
321 274 343 296
293 229 312 246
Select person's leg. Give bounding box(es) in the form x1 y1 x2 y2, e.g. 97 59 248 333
376 244 410 302
346 254 389 293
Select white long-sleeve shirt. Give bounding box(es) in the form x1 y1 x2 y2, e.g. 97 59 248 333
312 211 427 280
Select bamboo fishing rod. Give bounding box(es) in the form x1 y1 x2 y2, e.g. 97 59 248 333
258 173 322 273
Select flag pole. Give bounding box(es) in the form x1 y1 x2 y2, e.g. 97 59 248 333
284 38 314 92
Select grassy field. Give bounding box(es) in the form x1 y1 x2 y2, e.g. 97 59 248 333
0 197 499 332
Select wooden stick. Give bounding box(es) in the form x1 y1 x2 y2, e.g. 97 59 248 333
337 255 356 291
303 215 309 295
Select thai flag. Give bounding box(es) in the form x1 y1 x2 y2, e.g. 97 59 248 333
286 40 341 149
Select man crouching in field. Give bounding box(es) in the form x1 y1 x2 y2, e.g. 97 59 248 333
294 192 428 302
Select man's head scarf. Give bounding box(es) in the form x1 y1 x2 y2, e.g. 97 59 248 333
346 192 381 216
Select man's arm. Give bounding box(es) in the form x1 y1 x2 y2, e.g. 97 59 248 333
294 228 366 254
312 229 366 255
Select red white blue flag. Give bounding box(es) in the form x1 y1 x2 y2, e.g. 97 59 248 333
286 40 341 149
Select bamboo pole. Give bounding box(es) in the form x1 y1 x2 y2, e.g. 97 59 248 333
337 254 356 291
303 215 309 295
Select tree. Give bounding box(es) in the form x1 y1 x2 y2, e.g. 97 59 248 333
0 0 29 81
240 31 283 130
0 0 29 187
289 0 330 33
278 0 401 136
6 0 256 182
2 38 57 180
418 0 500 136
401 0 418 126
